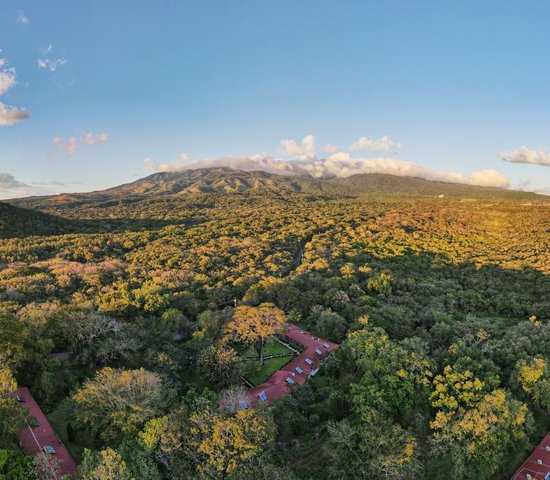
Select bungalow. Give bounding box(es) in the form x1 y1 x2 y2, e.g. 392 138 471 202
512 433 550 480
16 387 77 479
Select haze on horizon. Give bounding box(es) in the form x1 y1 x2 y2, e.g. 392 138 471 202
1 0 550 199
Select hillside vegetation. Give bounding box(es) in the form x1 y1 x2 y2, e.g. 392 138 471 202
1 168 549 480
0 202 75 238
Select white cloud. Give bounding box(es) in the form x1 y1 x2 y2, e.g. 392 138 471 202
138 134 510 189
279 134 316 158
142 151 510 189
500 146 550 166
350 135 402 152
0 70 16 95
82 132 109 145
0 103 29 126
53 136 79 155
286 152 510 188
37 57 67 72
16 11 29 24
143 153 191 173
323 144 339 153
53 132 109 155
0 56 29 126
37 44 67 73
468 169 510 188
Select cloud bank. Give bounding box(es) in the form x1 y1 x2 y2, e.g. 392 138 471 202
0 55 29 126
142 134 510 189
0 173 65 200
53 132 109 155
143 154 190 173
500 146 550 166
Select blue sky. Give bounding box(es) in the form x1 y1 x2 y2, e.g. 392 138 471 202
1 0 550 198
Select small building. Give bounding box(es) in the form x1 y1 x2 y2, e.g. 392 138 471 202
16 387 77 479
512 433 550 480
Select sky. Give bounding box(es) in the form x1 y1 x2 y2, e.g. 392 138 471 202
1 0 550 199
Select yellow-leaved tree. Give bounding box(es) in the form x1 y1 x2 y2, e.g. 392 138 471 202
430 387 530 478
515 356 550 411
224 303 286 365
189 407 275 478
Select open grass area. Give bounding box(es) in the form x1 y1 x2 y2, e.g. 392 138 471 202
47 397 93 463
237 339 296 386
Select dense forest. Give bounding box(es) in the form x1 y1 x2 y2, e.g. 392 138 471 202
1 168 550 479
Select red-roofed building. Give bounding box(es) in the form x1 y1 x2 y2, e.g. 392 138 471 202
16 387 78 479
247 324 339 407
512 433 550 480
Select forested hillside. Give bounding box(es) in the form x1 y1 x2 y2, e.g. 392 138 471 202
0 202 75 238
1 169 549 479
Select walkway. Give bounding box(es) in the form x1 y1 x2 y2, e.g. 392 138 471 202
17 387 78 478
247 324 339 407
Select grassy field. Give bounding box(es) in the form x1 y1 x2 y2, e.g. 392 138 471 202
237 339 296 386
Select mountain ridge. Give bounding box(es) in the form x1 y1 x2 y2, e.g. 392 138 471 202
8 168 547 209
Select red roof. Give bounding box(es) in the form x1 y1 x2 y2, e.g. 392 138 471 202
247 324 339 407
17 387 78 478
512 433 550 480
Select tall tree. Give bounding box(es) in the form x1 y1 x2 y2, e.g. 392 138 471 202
198 346 242 390
347 328 433 419
62 310 139 368
73 367 172 443
225 303 286 365
430 389 531 479
326 415 419 480
188 407 276 479
514 356 550 411
79 448 134 480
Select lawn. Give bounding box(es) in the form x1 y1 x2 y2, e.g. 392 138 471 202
47 397 93 463
237 339 296 386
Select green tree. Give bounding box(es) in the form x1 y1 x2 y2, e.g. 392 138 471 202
315 309 347 342
0 367 25 448
194 309 230 342
430 389 531 479
0 449 37 479
79 448 134 480
326 414 419 479
198 346 242 390
73 367 172 443
347 328 433 419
